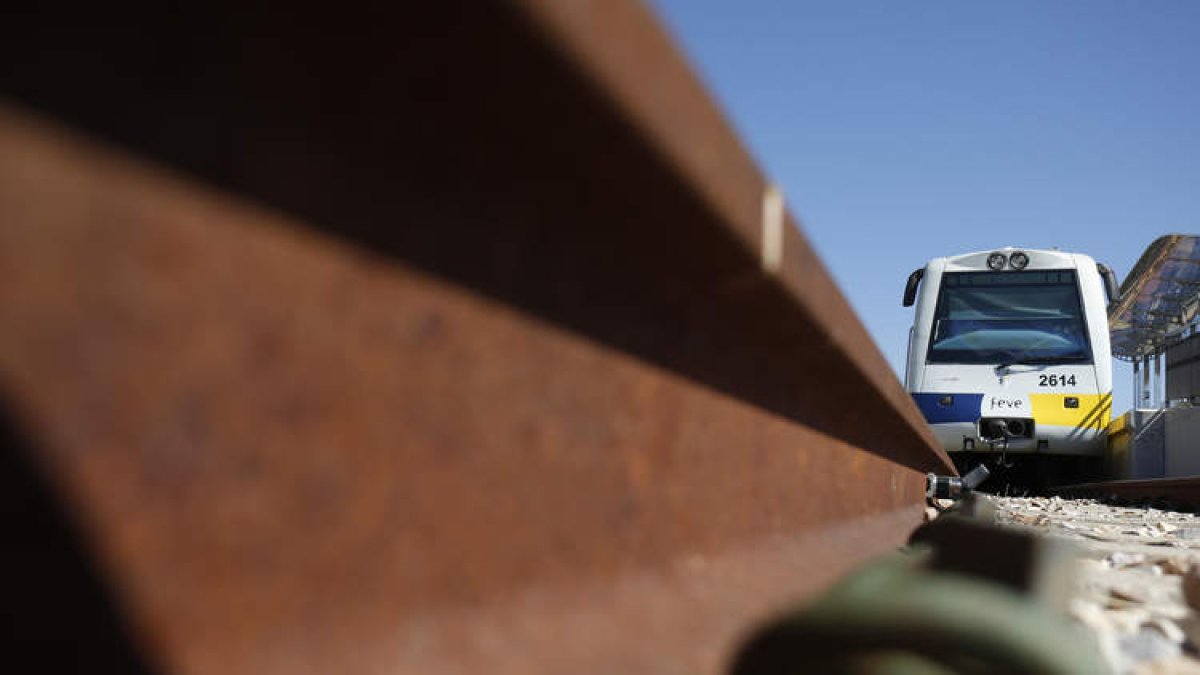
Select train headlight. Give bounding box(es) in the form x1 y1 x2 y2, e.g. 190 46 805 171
987 253 1007 270
1009 251 1029 269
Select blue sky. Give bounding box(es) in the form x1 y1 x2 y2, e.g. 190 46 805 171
651 0 1200 414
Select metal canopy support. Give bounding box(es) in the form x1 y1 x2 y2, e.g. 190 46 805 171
1155 352 1163 408
1144 355 1153 407
1134 358 1143 409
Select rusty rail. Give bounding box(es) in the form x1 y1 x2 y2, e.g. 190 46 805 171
1056 477 1200 510
0 1 951 673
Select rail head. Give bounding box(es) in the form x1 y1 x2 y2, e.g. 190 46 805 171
0 1 951 673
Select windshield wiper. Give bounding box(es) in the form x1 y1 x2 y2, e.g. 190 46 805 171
995 354 1088 370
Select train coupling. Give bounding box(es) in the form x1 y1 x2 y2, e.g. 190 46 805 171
980 416 1034 442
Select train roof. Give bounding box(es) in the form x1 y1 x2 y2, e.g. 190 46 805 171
933 247 1093 272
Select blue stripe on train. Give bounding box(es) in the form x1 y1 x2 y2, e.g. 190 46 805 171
911 393 984 425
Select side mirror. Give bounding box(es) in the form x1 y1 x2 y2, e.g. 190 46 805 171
1097 263 1119 305
902 268 923 307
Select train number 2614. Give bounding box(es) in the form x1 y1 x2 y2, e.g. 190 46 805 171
1038 374 1077 387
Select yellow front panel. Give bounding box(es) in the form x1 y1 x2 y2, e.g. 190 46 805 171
1030 393 1112 429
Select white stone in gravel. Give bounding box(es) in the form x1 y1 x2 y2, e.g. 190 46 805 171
1119 627 1182 670
1146 618 1186 645
1110 552 1150 568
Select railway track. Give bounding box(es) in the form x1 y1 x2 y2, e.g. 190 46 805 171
1056 477 1200 511
0 1 952 673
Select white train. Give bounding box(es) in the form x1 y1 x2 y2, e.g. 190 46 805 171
903 248 1118 469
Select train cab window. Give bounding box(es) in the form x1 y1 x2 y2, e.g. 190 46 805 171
927 270 1092 365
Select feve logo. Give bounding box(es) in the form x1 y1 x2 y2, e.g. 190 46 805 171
980 394 1030 414
989 398 1024 410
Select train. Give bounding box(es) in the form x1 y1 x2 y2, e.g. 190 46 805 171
903 247 1119 477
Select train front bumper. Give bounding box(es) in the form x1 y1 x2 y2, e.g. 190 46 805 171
930 421 1106 456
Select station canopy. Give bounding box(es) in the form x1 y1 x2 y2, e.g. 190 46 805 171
1109 234 1200 361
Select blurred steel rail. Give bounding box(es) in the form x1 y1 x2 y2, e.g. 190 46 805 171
0 1 951 673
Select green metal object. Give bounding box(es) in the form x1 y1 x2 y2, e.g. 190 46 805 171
732 498 1112 675
732 552 1110 675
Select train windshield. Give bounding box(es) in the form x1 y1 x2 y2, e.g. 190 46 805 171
927 270 1092 365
